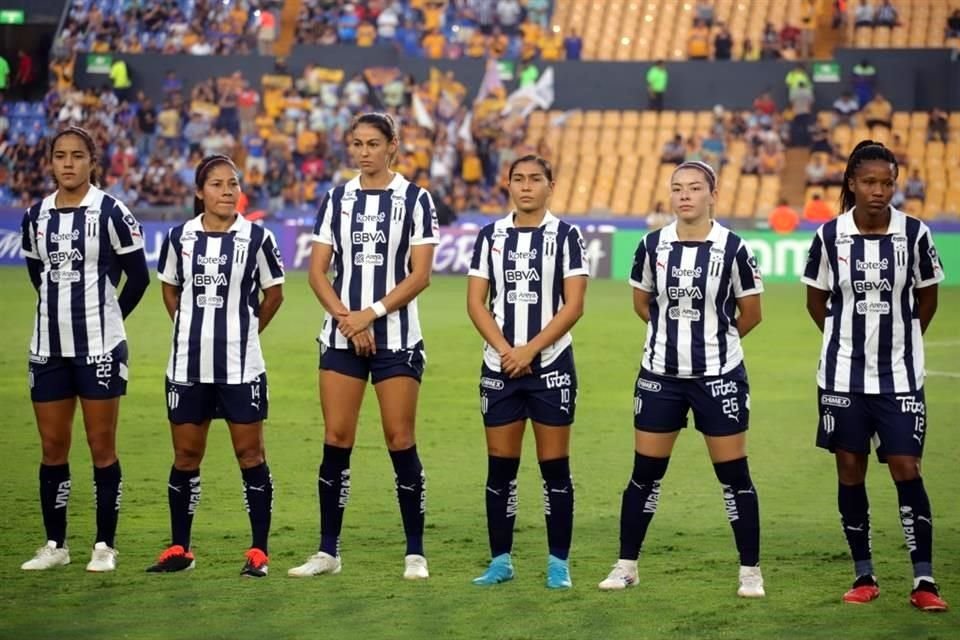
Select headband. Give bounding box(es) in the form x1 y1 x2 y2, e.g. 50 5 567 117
672 160 717 191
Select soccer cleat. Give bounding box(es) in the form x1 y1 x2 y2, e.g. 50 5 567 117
843 575 880 604
86 542 117 572
546 555 572 589
911 580 948 612
737 565 765 598
287 551 341 577
403 554 429 580
241 548 269 578
598 560 638 591
146 545 195 573
472 553 515 586
21 541 70 571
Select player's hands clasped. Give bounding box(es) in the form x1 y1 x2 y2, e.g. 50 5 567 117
350 330 377 357
337 309 376 339
500 345 535 378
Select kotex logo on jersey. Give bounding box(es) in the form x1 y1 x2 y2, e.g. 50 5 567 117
196 254 228 266
508 249 538 261
855 258 889 271
354 252 384 266
671 266 702 278
49 230 80 242
355 211 385 223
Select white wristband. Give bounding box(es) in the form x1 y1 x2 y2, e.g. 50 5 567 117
371 301 388 318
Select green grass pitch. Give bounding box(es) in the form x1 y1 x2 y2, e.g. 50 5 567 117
0 269 957 639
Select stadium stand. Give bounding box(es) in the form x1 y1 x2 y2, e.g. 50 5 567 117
845 0 960 49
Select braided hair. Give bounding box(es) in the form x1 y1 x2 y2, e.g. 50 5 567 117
839 139 898 213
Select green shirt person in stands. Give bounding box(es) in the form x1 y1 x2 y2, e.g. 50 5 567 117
0 54 10 91
645 60 667 111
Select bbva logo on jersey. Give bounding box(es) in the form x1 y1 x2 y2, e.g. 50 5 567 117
193 273 228 286
504 268 540 282
48 249 83 264
852 279 892 293
667 286 703 299
352 230 386 244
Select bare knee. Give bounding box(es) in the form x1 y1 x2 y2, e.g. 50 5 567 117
384 424 415 452
86 432 117 467
174 445 205 470
887 457 920 483
40 434 70 465
324 425 356 448
836 451 868 485
235 446 265 469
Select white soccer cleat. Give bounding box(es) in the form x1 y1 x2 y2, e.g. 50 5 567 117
598 560 638 591
287 551 342 577
86 542 118 572
737 565 765 598
403 554 429 580
21 541 71 571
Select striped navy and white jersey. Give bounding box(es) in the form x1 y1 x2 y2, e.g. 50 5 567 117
20 186 143 358
631 221 763 378
802 207 944 394
313 172 439 350
468 211 589 372
157 214 285 384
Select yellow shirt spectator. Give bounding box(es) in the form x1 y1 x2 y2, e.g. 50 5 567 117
422 31 446 59
466 32 488 57
539 31 564 60
489 32 509 58
357 22 377 47
687 24 710 59
297 129 319 155
462 152 483 183
423 6 443 32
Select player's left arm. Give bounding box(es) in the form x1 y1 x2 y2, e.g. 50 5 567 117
108 202 150 317
259 284 284 333
735 294 762 337
915 285 938 334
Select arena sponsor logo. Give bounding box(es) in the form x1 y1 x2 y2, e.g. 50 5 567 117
506 290 539 304
480 377 505 391
196 294 225 308
856 258 889 271
820 394 851 408
636 378 662 392
706 379 738 398
356 212 386 223
855 300 891 315
197 254 228 265
896 395 925 414
667 286 703 300
853 279 892 293
504 268 541 283
50 230 80 242
352 230 386 244
50 270 81 283
354 253 384 266
508 249 538 261
668 307 702 321
48 249 83 264
671 266 702 278
193 273 228 286
540 371 572 389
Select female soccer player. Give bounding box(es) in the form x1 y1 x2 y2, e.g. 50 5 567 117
288 112 438 580
147 154 285 578
466 155 589 589
597 160 766 597
20 126 149 572
802 140 948 611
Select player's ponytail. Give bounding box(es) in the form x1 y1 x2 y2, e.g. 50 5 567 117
839 140 898 213
50 126 100 187
194 154 239 216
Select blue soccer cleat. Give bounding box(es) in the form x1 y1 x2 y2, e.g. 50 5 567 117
546 555 572 589
472 553 515 586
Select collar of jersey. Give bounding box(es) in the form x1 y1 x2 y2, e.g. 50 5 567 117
502 210 558 229
837 206 906 236
186 212 249 235
345 171 406 193
661 219 726 244
43 185 104 213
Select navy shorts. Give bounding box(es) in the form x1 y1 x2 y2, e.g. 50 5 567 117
166 374 268 425
480 348 577 427
633 364 750 436
816 388 927 460
29 341 129 402
319 341 426 384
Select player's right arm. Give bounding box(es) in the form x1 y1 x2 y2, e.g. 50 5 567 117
630 235 655 322
801 228 831 332
466 226 516 373
157 228 181 321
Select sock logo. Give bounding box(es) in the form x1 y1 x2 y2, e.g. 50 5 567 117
187 476 201 516
722 484 739 522
899 506 917 552
55 480 71 510
419 471 427 515
339 469 351 510
643 481 661 514
506 479 519 519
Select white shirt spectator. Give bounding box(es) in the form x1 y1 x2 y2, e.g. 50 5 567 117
854 1 875 25
496 0 522 28
189 41 214 55
377 8 398 39
343 78 369 109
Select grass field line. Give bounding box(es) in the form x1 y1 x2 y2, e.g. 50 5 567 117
925 339 960 348
927 369 960 378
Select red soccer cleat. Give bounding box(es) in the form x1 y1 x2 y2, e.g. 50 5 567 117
911 581 948 612
843 575 880 604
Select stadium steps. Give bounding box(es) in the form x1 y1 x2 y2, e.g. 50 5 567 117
275 0 303 56
781 148 811 208
812 0 843 58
